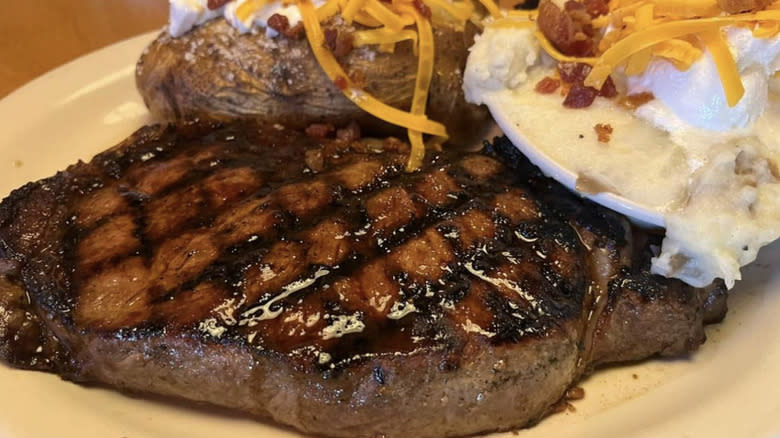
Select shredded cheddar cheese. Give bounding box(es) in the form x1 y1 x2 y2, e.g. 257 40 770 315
652 39 702 71
295 0 500 170
402 5 440 170
341 0 369 23
362 0 410 31
644 0 721 18
300 0 448 137
236 0 266 21
753 20 779 37
526 0 780 108
506 9 537 17
426 0 476 22
353 10 386 27
489 15 537 28
316 0 341 20
701 28 745 106
585 19 722 88
476 0 502 18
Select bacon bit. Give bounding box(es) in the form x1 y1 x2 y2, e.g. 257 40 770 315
333 75 349 90
619 92 655 109
552 403 567 414
325 28 338 51
305 123 336 139
594 123 613 142
538 0 595 56
268 13 291 35
285 23 305 39
564 1 585 12
335 32 354 58
207 0 231 9
563 0 594 32
563 0 594 36
535 76 561 94
558 62 591 84
337 121 362 142
267 14 304 39
559 62 615 106
599 76 617 98
565 387 585 400
582 0 609 17
563 83 598 108
550 400 569 414
324 28 354 58
414 0 433 19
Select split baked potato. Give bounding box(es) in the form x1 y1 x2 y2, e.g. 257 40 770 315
135 18 490 145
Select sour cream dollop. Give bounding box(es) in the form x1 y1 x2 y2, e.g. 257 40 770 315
169 0 223 37
628 27 780 135
169 0 317 38
464 24 780 288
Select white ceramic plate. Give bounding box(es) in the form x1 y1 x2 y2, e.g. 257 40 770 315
0 32 779 438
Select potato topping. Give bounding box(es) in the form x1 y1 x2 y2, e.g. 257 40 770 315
525 0 780 110
177 0 501 170
593 123 613 142
535 76 561 93
294 0 502 170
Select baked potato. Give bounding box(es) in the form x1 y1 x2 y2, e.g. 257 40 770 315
135 17 491 145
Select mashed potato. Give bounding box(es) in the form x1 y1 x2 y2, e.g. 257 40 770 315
464 25 780 288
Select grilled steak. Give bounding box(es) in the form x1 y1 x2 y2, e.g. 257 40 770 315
0 123 725 438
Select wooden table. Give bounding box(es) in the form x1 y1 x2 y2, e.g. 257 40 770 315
0 0 167 99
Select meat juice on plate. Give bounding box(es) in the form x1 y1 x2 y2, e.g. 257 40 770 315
464 0 780 289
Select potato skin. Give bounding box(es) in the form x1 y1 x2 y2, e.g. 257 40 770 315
135 19 490 145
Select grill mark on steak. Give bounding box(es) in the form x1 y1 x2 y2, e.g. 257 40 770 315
0 123 727 438
75 187 130 229
76 214 141 275
53 124 579 349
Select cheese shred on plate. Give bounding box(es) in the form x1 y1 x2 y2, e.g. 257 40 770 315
511 0 780 108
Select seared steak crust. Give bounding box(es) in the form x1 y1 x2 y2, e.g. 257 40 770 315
0 124 724 438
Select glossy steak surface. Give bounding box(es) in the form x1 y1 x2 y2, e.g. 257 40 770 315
0 123 724 438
